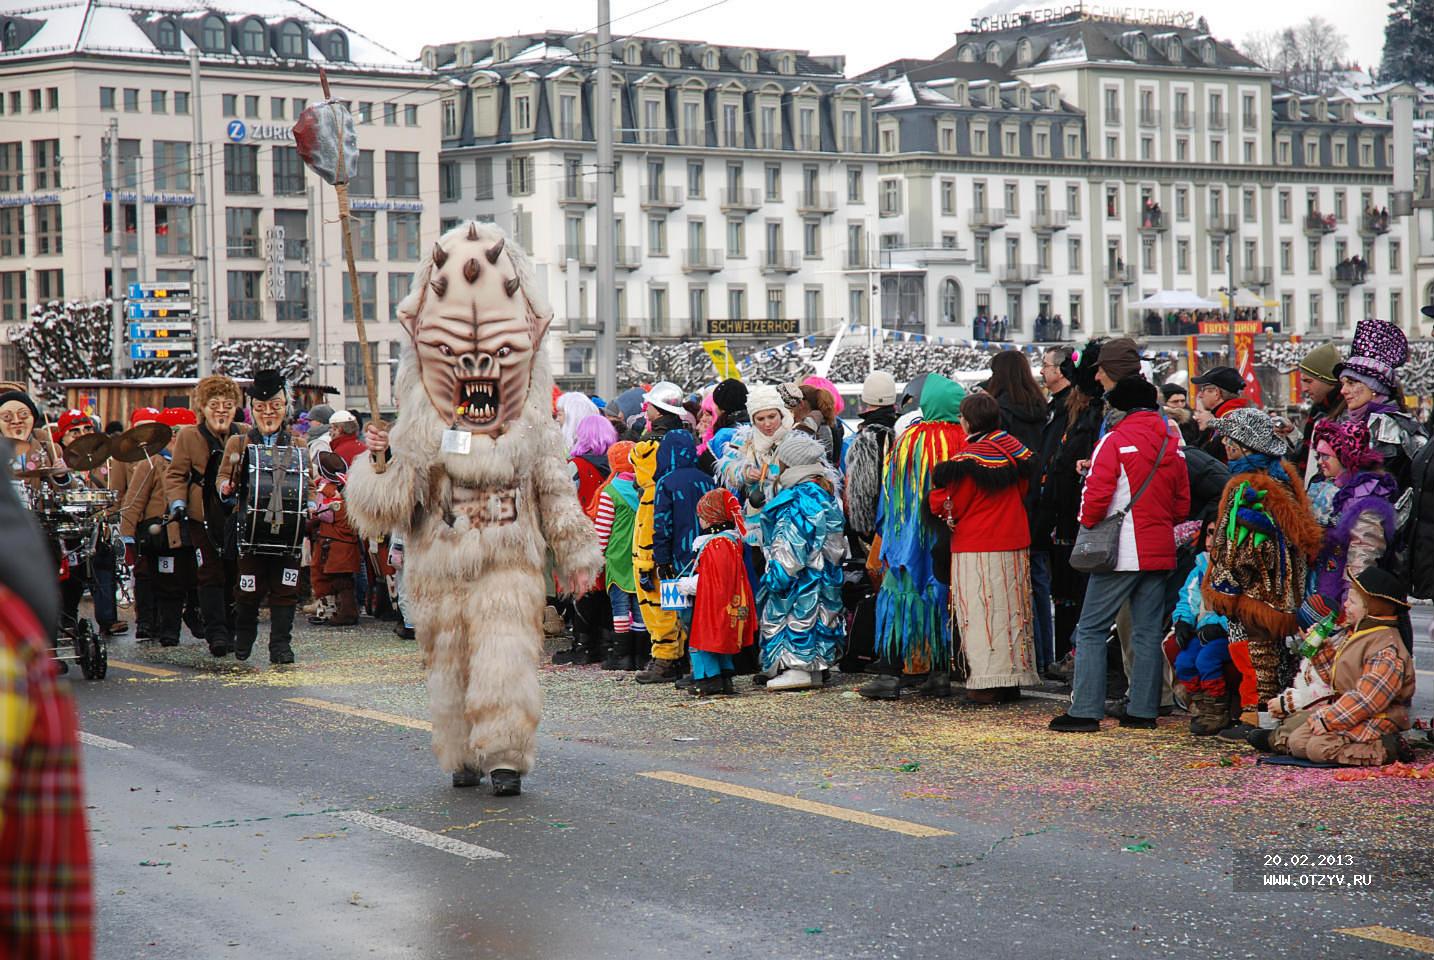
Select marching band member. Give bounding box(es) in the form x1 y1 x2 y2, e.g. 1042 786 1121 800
112 407 162 640
119 410 194 647
217 370 307 664
164 375 243 657
52 409 126 638
1 389 69 494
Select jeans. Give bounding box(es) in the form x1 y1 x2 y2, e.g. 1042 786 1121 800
1070 570 1168 720
1029 550 1053 672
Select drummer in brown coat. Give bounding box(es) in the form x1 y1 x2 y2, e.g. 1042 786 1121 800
119 414 187 647
216 369 308 664
110 407 161 639
164 374 243 657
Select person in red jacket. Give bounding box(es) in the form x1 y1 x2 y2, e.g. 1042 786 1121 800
928 392 1038 703
1050 372 1189 733
326 410 366 464
676 488 756 696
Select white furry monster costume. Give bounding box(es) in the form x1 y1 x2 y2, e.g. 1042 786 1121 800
344 221 601 790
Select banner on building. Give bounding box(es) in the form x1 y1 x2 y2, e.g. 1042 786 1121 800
702 340 742 381
1197 320 1261 336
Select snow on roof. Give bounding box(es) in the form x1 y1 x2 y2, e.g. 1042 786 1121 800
509 40 572 63
0 0 423 71
870 76 917 110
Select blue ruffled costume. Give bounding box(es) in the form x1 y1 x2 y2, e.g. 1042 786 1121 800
757 481 847 674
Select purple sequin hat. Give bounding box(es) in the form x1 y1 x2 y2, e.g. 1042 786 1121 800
1333 318 1408 397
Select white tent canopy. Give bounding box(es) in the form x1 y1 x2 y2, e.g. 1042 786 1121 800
1131 289 1222 310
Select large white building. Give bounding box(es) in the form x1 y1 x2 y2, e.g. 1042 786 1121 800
0 0 441 409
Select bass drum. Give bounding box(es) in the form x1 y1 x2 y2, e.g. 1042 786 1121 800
237 444 310 556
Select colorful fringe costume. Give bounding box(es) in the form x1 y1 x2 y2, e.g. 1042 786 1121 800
757 479 848 674
874 375 966 674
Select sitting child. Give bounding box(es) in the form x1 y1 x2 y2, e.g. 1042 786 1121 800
1250 567 1416 765
1171 521 1235 736
677 489 755 697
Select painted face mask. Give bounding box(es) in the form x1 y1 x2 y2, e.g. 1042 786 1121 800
402 224 548 437
0 400 34 441
251 397 287 436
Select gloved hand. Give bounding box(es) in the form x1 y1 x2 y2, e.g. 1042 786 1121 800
638 569 655 592
677 575 699 597
931 459 960 487
658 564 677 583
1173 621 1196 646
122 537 136 568
168 500 187 522
1197 622 1227 644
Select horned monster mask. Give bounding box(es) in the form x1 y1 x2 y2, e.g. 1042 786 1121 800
399 221 551 437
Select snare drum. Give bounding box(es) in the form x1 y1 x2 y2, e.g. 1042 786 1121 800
237 444 310 556
59 488 118 511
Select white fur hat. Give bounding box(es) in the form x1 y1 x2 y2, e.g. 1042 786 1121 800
745 384 783 419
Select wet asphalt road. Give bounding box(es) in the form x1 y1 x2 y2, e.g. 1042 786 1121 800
70 611 1434 960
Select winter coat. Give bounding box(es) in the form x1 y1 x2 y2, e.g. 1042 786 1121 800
120 454 172 543
312 478 361 575
1203 463 1324 637
1037 396 1102 546
330 430 366 465
1407 438 1434 599
928 430 1033 554
1304 620 1415 742
652 430 714 572
688 530 755 656
594 474 640 593
996 395 1047 540
572 453 610 513
1171 552 1228 633
1166 405 1202 447
1310 471 1399 604
1344 403 1428 492
758 478 847 672
164 421 241 523
1078 410 1189 572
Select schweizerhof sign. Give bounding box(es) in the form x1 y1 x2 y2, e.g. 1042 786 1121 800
969 4 1197 31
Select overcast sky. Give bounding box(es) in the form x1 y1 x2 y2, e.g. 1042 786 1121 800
336 0 1388 77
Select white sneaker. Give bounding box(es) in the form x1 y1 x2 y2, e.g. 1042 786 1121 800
765 669 814 691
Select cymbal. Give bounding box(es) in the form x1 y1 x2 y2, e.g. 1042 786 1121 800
11 466 68 479
112 422 173 462
63 433 114 471
316 450 348 480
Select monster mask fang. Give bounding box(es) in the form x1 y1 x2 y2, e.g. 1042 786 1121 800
455 377 500 426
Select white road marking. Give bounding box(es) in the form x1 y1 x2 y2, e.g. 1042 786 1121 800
330 810 506 861
79 731 134 750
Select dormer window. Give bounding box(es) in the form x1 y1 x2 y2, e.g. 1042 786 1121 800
325 31 347 61
277 21 305 58
1130 34 1147 59
1201 40 1217 65
1016 38 1032 66
662 45 680 68
154 19 179 50
422 48 437 69
740 50 756 72
579 39 595 61
986 42 1001 64
703 49 718 70
201 14 226 52
776 53 795 75
624 41 642 65
957 43 977 62
1018 87 1029 109
492 40 509 62
456 43 472 67
238 19 266 56
953 81 967 105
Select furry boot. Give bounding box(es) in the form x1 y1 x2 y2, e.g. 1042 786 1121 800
600 630 628 670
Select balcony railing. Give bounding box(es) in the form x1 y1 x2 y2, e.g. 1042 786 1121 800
1241 113 1259 131
226 239 260 258
1358 211 1391 237
1139 209 1167 232
837 135 864 153
682 248 724 273
1206 213 1239 234
968 207 1007 231
1304 212 1337 236
759 250 800 274
679 127 705 147
558 181 595 206
225 172 258 194
1032 210 1069 232
1332 263 1368 287
797 190 837 214
1105 264 1134 285
1138 108 1161 127
1206 111 1228 131
614 245 641 270
720 188 761 212
639 184 683 209
558 244 596 269
998 264 1039 286
1104 105 1121 125
1240 266 1273 288
795 135 820 152
1173 110 1194 129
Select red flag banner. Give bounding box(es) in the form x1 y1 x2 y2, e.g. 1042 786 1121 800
1234 334 1263 407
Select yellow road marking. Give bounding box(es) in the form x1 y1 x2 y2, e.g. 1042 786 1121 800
639 771 953 838
1335 926 1434 954
109 660 179 677
286 696 432 731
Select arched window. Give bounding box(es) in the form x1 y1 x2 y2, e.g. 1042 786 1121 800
662 46 679 68
277 22 305 58
1167 39 1182 62
326 31 347 60
1201 40 1217 64
624 42 642 64
239 19 266 55
200 15 226 52
703 49 718 70
940 279 961 324
1130 35 1147 59
580 40 595 61
155 19 179 50
741 51 756 72
1016 38 1032 66
956 43 977 62
985 42 1002 64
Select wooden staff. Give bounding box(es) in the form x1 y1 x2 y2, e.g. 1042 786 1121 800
319 69 387 473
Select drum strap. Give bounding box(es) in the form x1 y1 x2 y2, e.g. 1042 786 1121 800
265 445 290 534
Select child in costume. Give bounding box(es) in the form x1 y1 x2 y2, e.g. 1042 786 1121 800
677 489 755 696
757 432 848 691
308 452 361 627
592 441 647 670
631 437 685 683
1250 567 1416 765
1170 520 1234 736
345 222 601 797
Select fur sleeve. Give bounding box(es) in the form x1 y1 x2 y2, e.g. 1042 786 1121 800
344 452 425 541
533 418 602 594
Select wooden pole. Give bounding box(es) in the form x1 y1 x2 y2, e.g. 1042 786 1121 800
319 69 386 472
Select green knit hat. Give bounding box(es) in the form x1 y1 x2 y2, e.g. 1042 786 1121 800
1299 342 1342 385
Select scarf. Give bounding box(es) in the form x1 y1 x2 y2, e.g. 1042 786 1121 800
1330 469 1398 520
1229 451 1289 484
